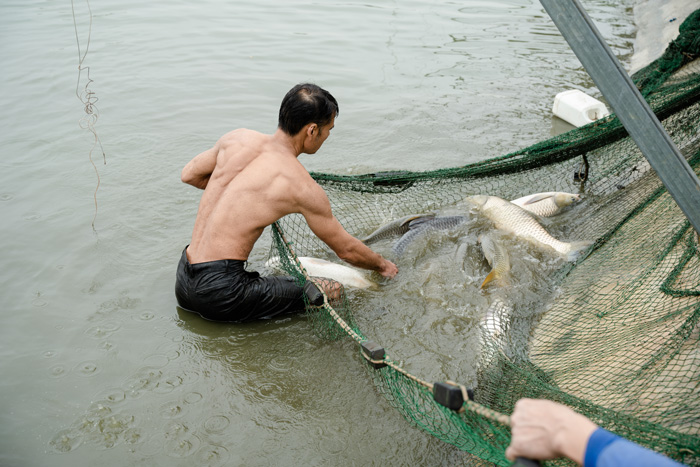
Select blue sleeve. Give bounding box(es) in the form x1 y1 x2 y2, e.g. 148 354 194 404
584 428 686 467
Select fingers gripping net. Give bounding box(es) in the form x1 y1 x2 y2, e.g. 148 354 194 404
269 11 700 466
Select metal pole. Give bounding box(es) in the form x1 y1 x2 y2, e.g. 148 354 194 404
539 0 700 234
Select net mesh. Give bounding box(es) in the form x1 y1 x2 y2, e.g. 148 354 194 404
269 10 700 466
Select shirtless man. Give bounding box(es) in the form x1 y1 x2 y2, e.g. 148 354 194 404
175 83 398 322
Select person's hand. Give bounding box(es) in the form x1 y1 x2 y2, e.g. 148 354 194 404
506 399 598 465
379 259 398 279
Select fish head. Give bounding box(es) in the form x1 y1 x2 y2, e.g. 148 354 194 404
554 192 582 208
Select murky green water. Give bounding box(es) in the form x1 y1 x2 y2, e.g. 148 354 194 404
1 0 638 465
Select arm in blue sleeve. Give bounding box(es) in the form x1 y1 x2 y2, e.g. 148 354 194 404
584 428 686 467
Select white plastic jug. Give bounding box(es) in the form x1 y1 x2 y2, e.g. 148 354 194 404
552 89 610 127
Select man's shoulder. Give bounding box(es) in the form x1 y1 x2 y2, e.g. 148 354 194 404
294 171 328 204
215 129 272 165
219 128 266 145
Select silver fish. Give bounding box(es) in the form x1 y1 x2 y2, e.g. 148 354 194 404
479 297 512 345
467 195 591 261
511 191 582 217
392 215 468 256
454 241 470 272
477 297 513 372
478 233 511 288
361 213 436 244
266 256 376 289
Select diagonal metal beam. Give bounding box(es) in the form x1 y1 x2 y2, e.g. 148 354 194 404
539 0 700 234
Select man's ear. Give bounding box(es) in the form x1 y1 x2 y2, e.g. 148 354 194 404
307 124 316 136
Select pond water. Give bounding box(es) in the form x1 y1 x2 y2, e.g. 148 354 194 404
1 0 639 465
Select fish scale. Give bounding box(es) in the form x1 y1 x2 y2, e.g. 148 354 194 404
511 192 582 217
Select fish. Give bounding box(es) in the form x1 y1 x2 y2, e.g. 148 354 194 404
477 297 512 370
478 233 511 288
466 195 591 261
361 213 436 244
454 241 470 272
392 215 469 256
510 192 582 217
479 297 512 345
266 256 376 289
477 297 516 372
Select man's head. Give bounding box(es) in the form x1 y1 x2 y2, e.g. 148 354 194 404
278 83 339 136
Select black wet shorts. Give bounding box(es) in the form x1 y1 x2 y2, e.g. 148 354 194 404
175 247 307 322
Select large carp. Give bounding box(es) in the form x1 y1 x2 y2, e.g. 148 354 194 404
467 195 591 261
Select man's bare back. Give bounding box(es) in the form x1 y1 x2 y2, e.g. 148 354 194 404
184 128 314 263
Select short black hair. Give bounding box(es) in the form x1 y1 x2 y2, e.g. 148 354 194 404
278 83 339 136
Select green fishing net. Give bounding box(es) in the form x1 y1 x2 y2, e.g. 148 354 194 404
269 10 700 466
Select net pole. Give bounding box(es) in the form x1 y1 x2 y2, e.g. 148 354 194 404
539 0 700 235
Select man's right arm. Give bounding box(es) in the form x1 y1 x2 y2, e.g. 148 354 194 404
300 184 397 278
318 217 398 278
182 145 218 189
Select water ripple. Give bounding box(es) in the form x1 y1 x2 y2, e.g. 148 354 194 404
195 444 230 466
160 400 185 419
49 428 83 453
203 415 230 434
164 421 190 438
124 366 163 398
255 381 282 400
74 360 101 377
85 320 122 339
123 426 146 445
164 434 201 458
154 375 183 394
143 354 170 368
135 310 156 321
184 391 203 404
49 364 67 379
63 402 137 451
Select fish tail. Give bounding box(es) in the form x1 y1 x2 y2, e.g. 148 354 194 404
565 240 594 262
481 268 511 288
481 270 497 288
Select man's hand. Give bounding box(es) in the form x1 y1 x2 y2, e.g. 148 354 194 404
506 399 598 465
378 259 398 279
